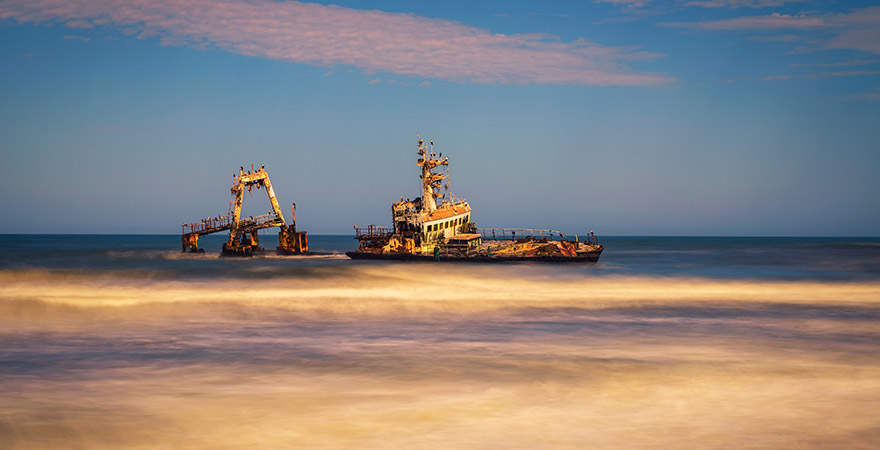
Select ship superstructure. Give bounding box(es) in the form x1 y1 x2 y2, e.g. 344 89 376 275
388 137 475 247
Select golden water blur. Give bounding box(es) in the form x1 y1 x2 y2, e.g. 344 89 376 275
1 264 878 449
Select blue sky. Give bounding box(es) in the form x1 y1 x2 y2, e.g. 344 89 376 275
1 0 878 236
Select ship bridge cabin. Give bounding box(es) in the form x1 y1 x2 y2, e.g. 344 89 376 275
420 201 472 244
392 197 475 246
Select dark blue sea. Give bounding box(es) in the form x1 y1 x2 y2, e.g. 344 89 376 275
1 234 878 449
2 234 878 280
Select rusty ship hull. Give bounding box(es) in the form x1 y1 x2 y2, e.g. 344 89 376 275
345 251 602 263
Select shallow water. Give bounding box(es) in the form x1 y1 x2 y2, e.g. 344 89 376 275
1 235 878 448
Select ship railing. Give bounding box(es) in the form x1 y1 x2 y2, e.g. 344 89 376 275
182 214 234 235
354 225 394 238
182 213 283 235
237 213 282 229
478 228 568 242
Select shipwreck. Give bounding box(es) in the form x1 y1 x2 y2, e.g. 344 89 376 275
181 165 308 256
347 137 603 262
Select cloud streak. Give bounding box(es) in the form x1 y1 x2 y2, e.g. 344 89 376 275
839 87 880 102
802 70 880 79
663 6 880 55
664 12 827 30
0 0 672 86
596 0 805 13
758 70 880 82
682 0 806 8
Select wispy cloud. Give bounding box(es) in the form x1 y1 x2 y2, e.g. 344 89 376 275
683 0 806 8
664 12 826 30
0 0 672 86
802 70 880 79
663 6 880 55
747 34 804 42
528 12 573 19
790 59 877 68
65 19 93 29
63 35 90 42
756 70 880 82
762 75 792 80
596 0 804 13
594 0 653 8
592 0 658 15
839 87 880 102
725 69 880 83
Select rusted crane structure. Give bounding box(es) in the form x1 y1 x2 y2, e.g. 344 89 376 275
181 165 308 256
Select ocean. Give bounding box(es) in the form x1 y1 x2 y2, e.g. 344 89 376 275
1 234 878 449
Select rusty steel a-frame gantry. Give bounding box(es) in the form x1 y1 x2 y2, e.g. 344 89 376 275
181 165 308 256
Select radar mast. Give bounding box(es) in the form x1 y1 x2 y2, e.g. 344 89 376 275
416 134 448 213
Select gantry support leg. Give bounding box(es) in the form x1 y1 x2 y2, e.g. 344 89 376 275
277 223 309 254
181 233 203 253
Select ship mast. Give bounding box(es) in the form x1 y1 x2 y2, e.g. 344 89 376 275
416 136 448 213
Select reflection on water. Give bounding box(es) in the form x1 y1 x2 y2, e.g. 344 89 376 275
1 262 879 449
